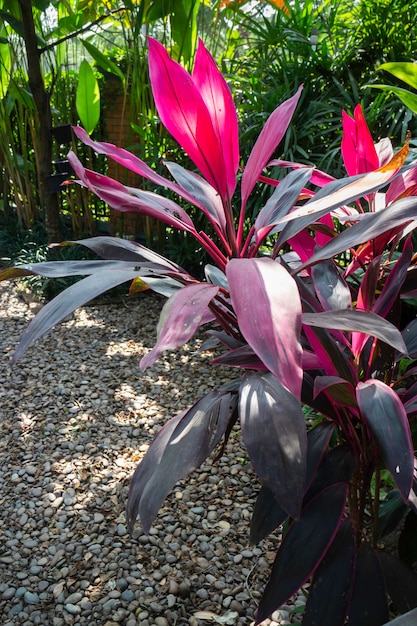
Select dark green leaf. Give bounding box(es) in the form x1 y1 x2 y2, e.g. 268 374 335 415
399 510 417 568
378 490 408 539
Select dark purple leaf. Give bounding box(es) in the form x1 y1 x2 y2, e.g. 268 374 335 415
67 235 184 270
311 260 351 311
13 269 142 362
1 259 166 279
239 372 307 519
126 411 184 532
250 486 288 546
305 445 356 504
132 389 236 533
303 520 355 626
347 543 389 626
302 373 341 421
250 423 334 545
140 283 219 370
297 196 417 271
241 86 302 212
356 380 414 501
164 161 226 231
314 376 358 408
304 422 335 492
373 236 413 318
402 319 417 358
227 258 303 397
211 344 267 370
378 551 417 613
255 483 348 624
254 168 313 242
303 309 408 354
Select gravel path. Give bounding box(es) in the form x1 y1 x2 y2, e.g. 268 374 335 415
0 282 305 626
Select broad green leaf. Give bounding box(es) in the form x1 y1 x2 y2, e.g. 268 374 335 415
379 62 417 91
370 85 417 115
356 380 414 501
81 39 125 85
76 59 100 135
0 34 11 98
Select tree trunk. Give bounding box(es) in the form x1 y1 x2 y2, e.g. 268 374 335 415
18 0 63 243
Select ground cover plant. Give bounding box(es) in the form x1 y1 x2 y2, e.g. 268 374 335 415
3 38 417 625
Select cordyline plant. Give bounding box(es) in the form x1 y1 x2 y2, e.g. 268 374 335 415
4 38 417 625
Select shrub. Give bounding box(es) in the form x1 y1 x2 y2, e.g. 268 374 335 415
3 38 417 625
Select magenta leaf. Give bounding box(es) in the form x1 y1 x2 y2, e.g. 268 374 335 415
140 283 219 369
148 37 230 199
192 39 239 199
347 543 389 626
226 257 303 397
305 446 356 504
239 372 307 519
133 388 236 533
356 380 414 500
303 520 355 626
72 126 228 218
341 105 379 176
68 152 196 232
255 483 348 624
303 309 408 354
241 86 303 212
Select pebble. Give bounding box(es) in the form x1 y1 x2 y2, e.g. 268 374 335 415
0 284 292 626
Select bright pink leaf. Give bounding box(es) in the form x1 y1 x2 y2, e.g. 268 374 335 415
241 86 303 212
226 258 303 397
148 37 229 200
192 39 239 199
341 105 379 176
